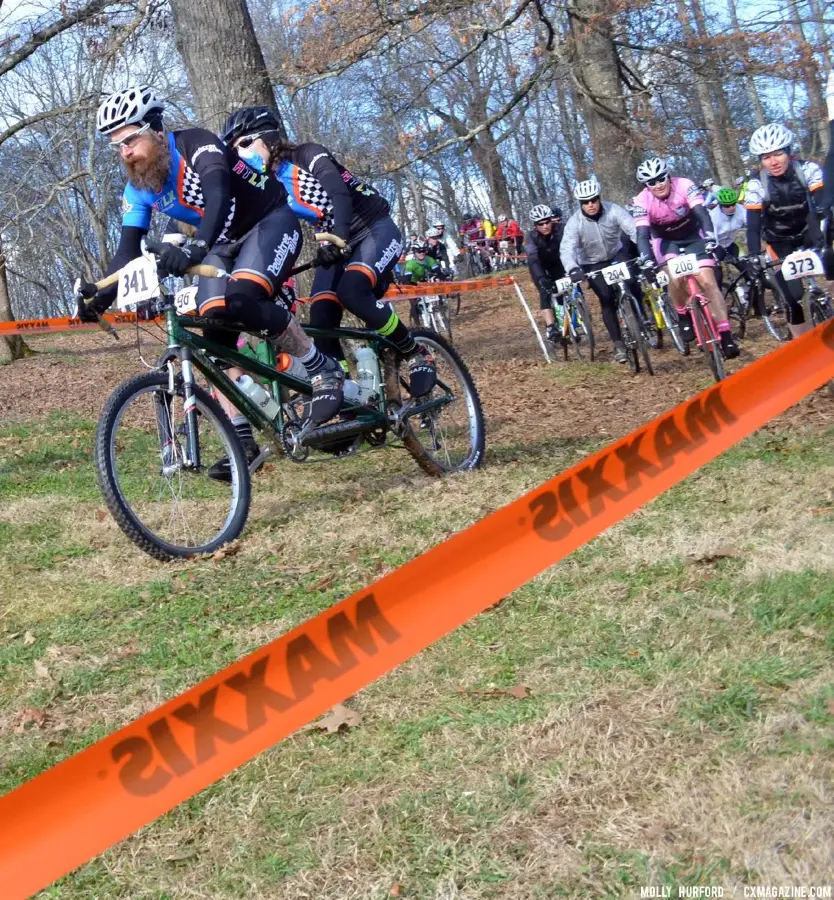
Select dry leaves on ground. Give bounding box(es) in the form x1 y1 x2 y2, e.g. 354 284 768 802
302 704 362 735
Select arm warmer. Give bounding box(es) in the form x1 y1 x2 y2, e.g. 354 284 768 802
692 204 715 240
746 208 763 256
636 225 653 260
524 234 545 285
194 165 233 247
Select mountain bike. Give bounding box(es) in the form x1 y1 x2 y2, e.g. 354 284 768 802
549 277 596 361
775 248 834 326
644 269 687 355
666 253 726 382
586 261 654 374
722 254 790 342
83 237 485 561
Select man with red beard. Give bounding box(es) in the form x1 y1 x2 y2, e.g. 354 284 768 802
75 86 345 480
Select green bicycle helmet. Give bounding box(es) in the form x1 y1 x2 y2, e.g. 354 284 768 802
715 187 739 206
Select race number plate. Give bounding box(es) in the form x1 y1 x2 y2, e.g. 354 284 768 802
668 253 699 279
554 277 573 295
174 285 198 315
781 249 824 281
602 262 630 285
116 256 160 310
656 271 670 287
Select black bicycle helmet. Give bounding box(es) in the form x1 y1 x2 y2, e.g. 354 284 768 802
221 106 282 144
549 205 564 219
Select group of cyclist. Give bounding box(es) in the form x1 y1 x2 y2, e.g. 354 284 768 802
523 103 834 363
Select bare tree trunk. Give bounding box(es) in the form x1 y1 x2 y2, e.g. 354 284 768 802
805 0 834 69
727 0 767 128
0 235 31 364
675 0 736 184
688 0 744 178
785 0 828 156
566 0 642 203
168 0 280 133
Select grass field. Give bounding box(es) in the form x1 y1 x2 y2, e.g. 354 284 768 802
1 386 833 897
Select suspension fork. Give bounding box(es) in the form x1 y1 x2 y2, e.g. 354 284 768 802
175 347 202 469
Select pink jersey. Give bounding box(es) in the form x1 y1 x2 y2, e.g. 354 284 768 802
631 176 703 239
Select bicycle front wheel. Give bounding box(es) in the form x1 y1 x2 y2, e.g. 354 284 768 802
572 295 596 361
95 371 252 560
691 301 725 382
390 328 485 474
761 275 791 342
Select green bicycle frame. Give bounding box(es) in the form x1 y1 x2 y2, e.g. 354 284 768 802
160 307 393 439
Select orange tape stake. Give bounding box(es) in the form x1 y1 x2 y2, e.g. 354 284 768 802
2 321 834 899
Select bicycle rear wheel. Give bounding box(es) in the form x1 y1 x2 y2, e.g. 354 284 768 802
95 371 252 560
389 328 485 474
691 301 725 382
809 291 834 326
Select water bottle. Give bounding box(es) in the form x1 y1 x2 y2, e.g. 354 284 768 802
552 300 565 324
343 379 361 403
355 346 381 402
277 352 309 382
236 375 280 421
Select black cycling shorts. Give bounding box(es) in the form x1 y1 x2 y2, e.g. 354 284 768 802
197 204 303 314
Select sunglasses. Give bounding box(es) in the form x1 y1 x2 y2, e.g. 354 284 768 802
646 175 669 187
236 132 266 149
109 122 151 152
580 196 601 206
535 219 554 226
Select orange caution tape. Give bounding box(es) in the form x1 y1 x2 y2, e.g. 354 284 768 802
0 312 142 337
1 321 833 899
0 277 512 336
383 275 514 298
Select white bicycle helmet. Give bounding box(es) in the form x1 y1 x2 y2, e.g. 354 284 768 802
530 204 554 223
749 123 793 157
432 220 445 228
497 214 507 222
96 85 164 135
426 227 442 239
573 175 601 200
636 157 669 183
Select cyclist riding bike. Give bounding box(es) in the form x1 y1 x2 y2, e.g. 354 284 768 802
221 106 436 398
561 175 643 364
430 220 459 273
709 187 747 290
631 156 740 358
744 123 827 339
426 228 453 274
496 214 524 256
700 178 718 209
524 204 567 343
73 85 345 481
459 213 492 271
403 241 444 323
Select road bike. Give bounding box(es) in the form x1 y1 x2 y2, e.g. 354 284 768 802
665 252 727 382
84 237 485 561
458 238 492 279
586 261 654 374
549 277 596 361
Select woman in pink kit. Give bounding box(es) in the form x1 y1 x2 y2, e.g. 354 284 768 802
631 157 740 359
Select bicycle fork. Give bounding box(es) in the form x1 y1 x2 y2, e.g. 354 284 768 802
156 349 202 471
